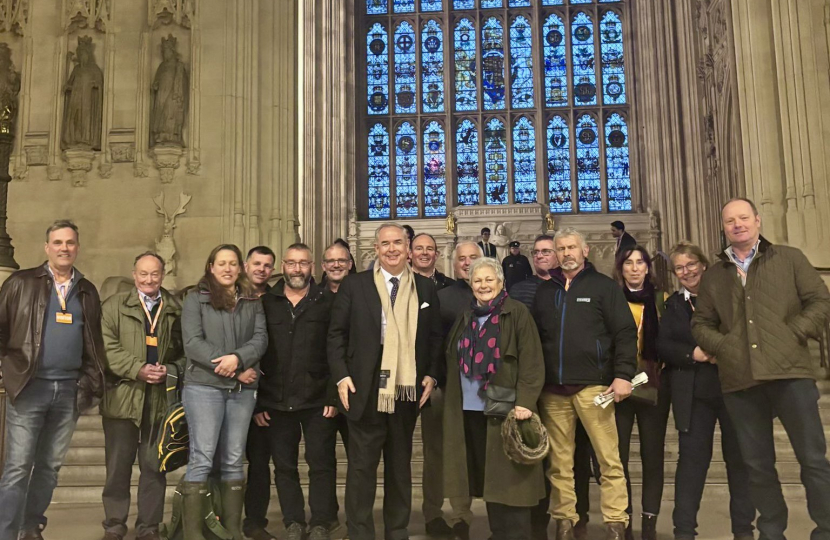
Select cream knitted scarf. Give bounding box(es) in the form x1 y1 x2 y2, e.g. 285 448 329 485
373 264 419 413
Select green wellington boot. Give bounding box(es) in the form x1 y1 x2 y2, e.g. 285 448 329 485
182 482 209 540
219 480 246 540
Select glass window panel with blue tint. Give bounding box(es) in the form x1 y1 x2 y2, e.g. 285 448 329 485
454 0 475 8
600 0 623 3
605 113 632 211
510 16 534 109
481 0 503 8
547 115 572 213
456 119 480 205
367 0 387 15
571 12 597 106
421 0 442 11
395 122 419 217
541 0 564 4
484 118 508 204
367 23 390 115
543 14 567 108
570 0 593 4
368 123 391 219
394 22 417 114
422 20 445 113
423 121 447 216
575 114 601 212
481 18 506 111
508 0 530 6
512 117 537 203
454 18 478 112
393 0 415 14
600 10 626 104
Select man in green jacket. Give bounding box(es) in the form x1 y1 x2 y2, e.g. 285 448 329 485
99 252 185 540
692 198 830 540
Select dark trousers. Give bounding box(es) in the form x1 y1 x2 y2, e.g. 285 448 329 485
723 379 830 540
243 421 274 533
673 396 754 537
488 502 532 540
101 394 166 538
267 407 338 528
615 386 671 516
346 400 418 540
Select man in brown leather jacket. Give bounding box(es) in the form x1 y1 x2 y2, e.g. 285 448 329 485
0 220 105 540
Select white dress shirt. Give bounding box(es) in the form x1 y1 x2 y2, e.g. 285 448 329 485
379 266 404 345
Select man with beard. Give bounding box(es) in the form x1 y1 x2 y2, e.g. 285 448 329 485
257 243 338 540
322 242 354 294
411 233 454 292
328 223 442 540
532 228 637 540
241 246 279 540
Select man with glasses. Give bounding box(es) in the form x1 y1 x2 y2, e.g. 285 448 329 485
322 242 354 294
257 243 339 540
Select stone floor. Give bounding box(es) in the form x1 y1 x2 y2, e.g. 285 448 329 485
44 490 818 540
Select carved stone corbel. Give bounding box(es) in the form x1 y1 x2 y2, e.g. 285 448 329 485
151 145 182 183
62 148 93 186
0 0 28 36
149 0 195 30
63 0 111 34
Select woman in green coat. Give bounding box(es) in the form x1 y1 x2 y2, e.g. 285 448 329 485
443 257 546 540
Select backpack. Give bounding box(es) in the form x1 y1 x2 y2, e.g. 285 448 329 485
152 367 189 473
160 476 232 540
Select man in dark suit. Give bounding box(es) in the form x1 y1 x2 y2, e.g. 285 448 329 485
611 221 637 257
477 227 497 258
328 223 443 540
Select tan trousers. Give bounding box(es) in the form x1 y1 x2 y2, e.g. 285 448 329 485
539 386 629 525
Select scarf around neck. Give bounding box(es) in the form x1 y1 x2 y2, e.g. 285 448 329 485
373 264 419 413
458 289 508 387
624 281 660 388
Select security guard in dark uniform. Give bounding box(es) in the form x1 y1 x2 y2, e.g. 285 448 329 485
502 241 533 292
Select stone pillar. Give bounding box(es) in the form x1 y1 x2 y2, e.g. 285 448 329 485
0 131 18 272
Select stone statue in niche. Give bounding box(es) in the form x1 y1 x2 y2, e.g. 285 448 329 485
150 35 188 148
490 222 511 262
61 36 103 151
0 43 21 136
152 191 191 277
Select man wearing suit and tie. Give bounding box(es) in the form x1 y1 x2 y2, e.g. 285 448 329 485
478 227 497 259
328 223 443 540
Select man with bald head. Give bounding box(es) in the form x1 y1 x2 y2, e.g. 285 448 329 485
692 197 830 540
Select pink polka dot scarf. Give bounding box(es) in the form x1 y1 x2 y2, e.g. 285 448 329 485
457 289 508 387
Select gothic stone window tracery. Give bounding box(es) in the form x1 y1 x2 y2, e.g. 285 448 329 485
358 0 632 220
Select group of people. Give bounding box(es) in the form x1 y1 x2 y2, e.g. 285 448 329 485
1 197 830 540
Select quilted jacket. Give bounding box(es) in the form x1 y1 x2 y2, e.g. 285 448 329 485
691 237 830 393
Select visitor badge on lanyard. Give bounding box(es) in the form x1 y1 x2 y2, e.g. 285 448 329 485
141 293 164 347
55 282 72 324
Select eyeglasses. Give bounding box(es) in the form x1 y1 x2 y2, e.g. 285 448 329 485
673 261 701 274
323 258 350 266
531 249 555 256
283 261 312 270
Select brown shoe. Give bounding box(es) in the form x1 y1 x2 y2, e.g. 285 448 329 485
574 519 587 540
18 530 44 540
245 528 277 540
555 519 575 540
605 522 627 540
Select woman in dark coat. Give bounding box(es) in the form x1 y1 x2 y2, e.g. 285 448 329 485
613 246 672 540
443 257 546 540
657 242 754 540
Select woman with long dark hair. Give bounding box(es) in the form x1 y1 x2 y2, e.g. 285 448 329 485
613 246 671 540
180 244 268 540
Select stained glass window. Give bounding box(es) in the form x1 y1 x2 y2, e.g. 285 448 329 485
543 14 568 107
360 0 632 218
547 115 572 213
484 118 508 205
605 112 631 211
368 123 391 219
456 119 479 205
571 12 597 106
394 22 417 114
481 17 505 111
423 121 447 216
600 10 626 104
454 19 477 112
422 20 445 113
575 114 601 212
509 16 534 109
367 23 389 115
512 117 537 203
395 122 419 217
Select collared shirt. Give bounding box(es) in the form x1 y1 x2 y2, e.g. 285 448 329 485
138 289 162 312
379 266 404 344
46 264 76 299
725 239 760 285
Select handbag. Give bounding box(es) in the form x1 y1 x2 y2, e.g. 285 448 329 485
484 384 516 418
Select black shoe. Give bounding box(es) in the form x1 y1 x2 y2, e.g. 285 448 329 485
426 518 454 537
641 514 657 540
452 521 470 540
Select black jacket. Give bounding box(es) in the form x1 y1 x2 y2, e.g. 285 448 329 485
657 291 722 432
259 280 335 412
509 275 543 308
502 254 533 292
327 270 443 420
432 270 456 292
532 264 637 386
615 231 637 256
437 279 474 338
478 241 497 259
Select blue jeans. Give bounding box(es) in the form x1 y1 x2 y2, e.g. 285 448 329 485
0 379 79 540
182 384 256 482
